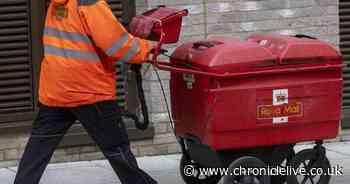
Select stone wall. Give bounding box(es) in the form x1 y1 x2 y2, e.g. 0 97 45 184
0 0 341 167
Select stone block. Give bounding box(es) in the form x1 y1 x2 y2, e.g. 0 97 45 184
271 29 298 36
4 149 19 161
143 69 171 81
135 0 147 7
176 4 204 15
154 144 169 155
136 7 148 14
167 143 181 154
155 122 169 134
139 146 157 156
80 146 98 153
0 134 28 150
323 6 339 15
147 0 164 7
240 20 287 32
79 152 105 161
234 1 266 11
285 16 338 29
178 35 206 43
296 26 338 37
151 113 171 123
0 151 4 161
207 32 248 39
142 81 152 92
246 9 281 21
64 147 81 155
51 154 80 163
183 14 205 26
206 2 233 13
153 133 177 145
131 147 140 157
287 0 315 8
207 23 243 34
53 149 66 157
206 12 247 24
149 95 168 104
164 0 202 6
0 160 18 168
317 0 338 6
182 24 205 36
340 130 350 142
131 140 154 147
150 102 170 113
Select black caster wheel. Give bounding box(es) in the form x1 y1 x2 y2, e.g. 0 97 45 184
223 156 270 184
286 148 331 184
269 145 295 184
179 154 221 184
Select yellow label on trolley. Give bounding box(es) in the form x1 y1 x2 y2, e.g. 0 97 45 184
257 102 303 119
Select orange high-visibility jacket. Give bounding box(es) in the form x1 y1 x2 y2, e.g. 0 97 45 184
39 0 151 107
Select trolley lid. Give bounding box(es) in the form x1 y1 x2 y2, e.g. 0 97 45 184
170 35 341 74
170 37 277 73
247 34 341 65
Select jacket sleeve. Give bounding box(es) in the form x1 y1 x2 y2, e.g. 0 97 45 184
78 0 151 64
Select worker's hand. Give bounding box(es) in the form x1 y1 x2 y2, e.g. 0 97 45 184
144 41 155 63
149 41 159 54
129 16 155 39
149 41 158 48
147 41 157 54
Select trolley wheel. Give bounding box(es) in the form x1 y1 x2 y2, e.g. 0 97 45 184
269 145 295 184
179 154 222 184
223 156 270 184
286 148 331 184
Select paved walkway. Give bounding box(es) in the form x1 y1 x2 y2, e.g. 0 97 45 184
1 141 350 184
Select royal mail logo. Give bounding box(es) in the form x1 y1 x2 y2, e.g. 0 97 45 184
183 74 195 89
257 102 303 119
276 95 286 103
257 89 303 124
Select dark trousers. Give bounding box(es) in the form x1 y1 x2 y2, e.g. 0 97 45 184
14 101 157 184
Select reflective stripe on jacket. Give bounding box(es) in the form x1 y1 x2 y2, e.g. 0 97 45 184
39 0 151 107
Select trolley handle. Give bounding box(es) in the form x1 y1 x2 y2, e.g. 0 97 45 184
193 41 215 49
151 25 208 75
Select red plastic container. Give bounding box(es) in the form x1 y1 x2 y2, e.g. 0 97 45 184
169 35 343 151
141 6 188 43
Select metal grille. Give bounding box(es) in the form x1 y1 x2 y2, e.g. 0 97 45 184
340 1 350 109
107 0 129 108
107 0 124 22
0 0 34 114
115 62 126 107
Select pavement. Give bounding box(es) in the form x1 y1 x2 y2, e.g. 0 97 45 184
1 141 350 184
